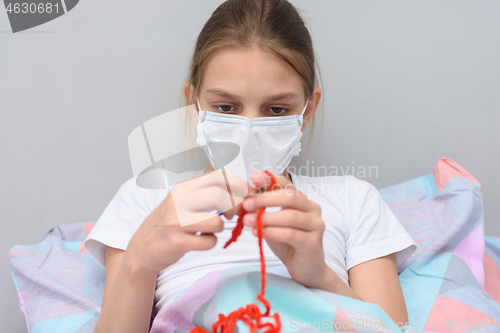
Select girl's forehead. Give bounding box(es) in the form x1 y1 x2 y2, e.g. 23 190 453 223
200 47 304 98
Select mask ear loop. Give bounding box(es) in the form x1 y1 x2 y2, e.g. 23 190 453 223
298 99 309 127
196 98 206 123
300 99 309 116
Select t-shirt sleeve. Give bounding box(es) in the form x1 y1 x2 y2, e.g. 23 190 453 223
84 176 167 267
345 175 417 273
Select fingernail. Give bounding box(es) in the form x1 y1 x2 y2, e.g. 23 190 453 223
243 198 254 210
244 214 255 226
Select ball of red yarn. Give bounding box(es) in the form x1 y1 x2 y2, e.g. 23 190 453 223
189 170 282 333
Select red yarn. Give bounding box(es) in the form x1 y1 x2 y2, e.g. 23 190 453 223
190 170 281 333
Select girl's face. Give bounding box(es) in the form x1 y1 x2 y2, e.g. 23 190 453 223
186 46 321 131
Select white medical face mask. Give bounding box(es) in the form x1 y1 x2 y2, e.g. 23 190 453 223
196 98 309 184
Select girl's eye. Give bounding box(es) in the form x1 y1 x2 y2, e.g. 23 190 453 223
215 104 235 113
214 105 289 114
269 107 289 115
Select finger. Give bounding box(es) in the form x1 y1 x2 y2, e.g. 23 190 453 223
175 183 246 216
220 202 244 221
184 232 218 251
250 170 291 192
243 209 316 232
180 213 224 234
180 169 252 202
188 186 242 212
255 226 310 248
243 186 311 212
172 185 246 226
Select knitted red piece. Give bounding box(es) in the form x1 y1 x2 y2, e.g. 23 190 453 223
189 170 281 333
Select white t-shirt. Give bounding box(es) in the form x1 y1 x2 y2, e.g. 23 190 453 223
84 169 417 316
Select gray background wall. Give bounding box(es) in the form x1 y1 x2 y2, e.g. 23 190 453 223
1 0 499 331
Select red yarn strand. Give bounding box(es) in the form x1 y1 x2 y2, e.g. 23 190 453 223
190 170 281 333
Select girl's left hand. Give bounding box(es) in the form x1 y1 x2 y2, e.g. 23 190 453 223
242 171 329 289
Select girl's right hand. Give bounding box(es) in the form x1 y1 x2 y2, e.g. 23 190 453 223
125 170 254 275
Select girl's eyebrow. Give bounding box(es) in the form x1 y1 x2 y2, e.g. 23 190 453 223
206 88 299 101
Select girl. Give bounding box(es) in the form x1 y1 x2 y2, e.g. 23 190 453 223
85 0 417 332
